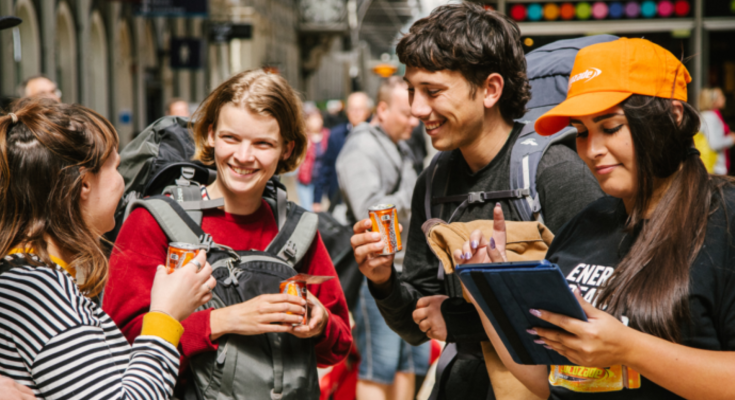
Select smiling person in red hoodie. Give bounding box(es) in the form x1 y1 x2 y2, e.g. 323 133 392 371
103 70 352 385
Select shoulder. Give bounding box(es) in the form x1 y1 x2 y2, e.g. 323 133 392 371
538 142 586 171
553 196 620 237
0 255 84 320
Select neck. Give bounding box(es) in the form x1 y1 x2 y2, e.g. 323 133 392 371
207 179 262 216
623 172 678 217
459 111 514 173
44 236 73 266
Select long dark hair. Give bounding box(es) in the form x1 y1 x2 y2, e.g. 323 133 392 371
595 94 726 342
0 99 119 296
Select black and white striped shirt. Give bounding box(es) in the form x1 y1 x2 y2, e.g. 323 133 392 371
0 253 180 399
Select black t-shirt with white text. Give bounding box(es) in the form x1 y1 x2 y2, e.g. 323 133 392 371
545 191 735 399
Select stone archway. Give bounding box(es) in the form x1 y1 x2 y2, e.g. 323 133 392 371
14 0 41 85
89 11 109 118
55 2 77 103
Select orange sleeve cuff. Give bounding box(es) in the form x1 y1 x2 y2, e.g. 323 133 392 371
141 312 184 347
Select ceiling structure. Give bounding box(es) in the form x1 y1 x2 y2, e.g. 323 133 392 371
356 0 421 56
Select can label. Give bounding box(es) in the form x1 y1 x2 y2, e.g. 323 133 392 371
279 280 308 326
166 242 199 274
369 204 402 255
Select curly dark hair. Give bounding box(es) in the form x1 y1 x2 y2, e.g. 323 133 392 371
396 2 531 120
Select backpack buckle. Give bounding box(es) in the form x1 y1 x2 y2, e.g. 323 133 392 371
467 192 484 204
270 389 283 400
283 241 297 260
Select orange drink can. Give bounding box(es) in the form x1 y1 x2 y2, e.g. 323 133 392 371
369 204 402 255
279 280 308 326
166 242 199 274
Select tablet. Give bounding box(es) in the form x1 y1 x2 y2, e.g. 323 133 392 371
457 260 587 365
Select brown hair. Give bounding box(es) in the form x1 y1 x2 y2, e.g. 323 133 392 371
395 2 530 121
0 99 119 296
596 95 729 342
192 70 307 174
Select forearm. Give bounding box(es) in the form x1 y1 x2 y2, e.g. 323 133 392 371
624 330 735 400
473 301 550 398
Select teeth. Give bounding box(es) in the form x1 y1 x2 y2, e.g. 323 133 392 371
232 166 256 175
425 120 445 130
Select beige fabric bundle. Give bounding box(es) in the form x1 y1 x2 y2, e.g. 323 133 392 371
423 219 554 400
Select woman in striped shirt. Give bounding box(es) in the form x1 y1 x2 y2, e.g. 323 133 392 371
0 99 216 400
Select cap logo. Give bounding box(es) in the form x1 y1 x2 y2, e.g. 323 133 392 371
569 68 602 89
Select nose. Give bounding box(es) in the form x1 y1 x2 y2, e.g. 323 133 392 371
233 141 255 164
584 131 607 161
411 92 431 120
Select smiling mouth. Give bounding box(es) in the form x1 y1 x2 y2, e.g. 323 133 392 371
595 164 621 174
424 120 446 132
230 165 257 176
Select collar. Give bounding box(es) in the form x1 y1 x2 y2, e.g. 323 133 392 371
7 248 74 276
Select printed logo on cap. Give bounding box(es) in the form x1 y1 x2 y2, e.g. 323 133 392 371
568 68 602 90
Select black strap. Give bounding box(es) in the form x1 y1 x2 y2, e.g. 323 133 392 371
470 271 533 365
147 195 206 239
432 188 531 205
424 152 444 221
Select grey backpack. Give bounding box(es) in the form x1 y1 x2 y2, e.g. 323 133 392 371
125 181 321 400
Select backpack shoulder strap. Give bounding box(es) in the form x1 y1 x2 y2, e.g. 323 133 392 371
424 151 452 221
265 202 319 269
125 195 205 245
509 120 577 222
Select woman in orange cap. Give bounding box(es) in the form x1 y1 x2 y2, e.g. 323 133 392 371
456 38 735 399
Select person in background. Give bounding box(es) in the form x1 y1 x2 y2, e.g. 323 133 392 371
166 98 191 118
337 77 425 400
313 92 373 213
699 87 734 175
297 102 330 211
324 99 347 129
19 75 61 102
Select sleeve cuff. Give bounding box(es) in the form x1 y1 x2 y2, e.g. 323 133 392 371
142 312 184 347
367 265 399 302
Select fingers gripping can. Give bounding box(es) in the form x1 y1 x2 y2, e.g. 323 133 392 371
279 280 308 326
369 204 402 255
166 242 199 274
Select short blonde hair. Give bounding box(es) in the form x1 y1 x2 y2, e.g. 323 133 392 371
698 87 722 112
191 70 307 174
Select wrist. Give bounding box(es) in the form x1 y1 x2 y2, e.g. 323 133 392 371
210 308 230 341
617 325 646 367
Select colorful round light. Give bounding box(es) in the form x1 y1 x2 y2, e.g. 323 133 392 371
510 4 527 21
625 1 641 18
608 2 624 18
592 2 608 19
658 0 674 17
576 2 592 20
560 3 576 20
674 0 691 16
641 1 657 17
544 3 561 20
528 3 544 21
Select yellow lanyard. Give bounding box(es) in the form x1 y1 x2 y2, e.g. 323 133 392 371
7 248 75 277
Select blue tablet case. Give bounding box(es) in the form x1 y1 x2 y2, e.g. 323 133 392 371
457 260 587 365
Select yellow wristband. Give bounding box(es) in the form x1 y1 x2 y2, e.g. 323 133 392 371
141 312 184 347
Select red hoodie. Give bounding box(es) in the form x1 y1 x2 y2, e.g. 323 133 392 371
103 199 352 369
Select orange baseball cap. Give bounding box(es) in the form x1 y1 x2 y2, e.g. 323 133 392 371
535 38 691 136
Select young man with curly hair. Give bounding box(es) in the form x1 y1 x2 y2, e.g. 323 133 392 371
350 3 603 399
